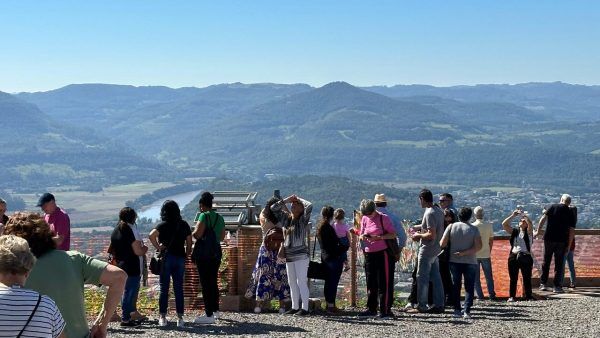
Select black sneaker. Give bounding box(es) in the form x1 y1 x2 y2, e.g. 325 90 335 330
378 312 395 320
294 309 309 316
283 308 299 315
357 310 377 317
427 307 445 314
120 320 141 327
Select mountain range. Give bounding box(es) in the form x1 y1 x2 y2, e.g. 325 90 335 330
3 81 599 192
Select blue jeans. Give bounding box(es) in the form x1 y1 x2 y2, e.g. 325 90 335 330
450 262 478 314
416 252 444 309
323 256 345 305
159 253 185 315
122 275 141 321
475 258 496 299
563 250 576 286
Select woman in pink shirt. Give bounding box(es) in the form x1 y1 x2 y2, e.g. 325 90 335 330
353 199 397 319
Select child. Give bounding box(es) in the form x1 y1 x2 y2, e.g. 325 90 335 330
333 208 351 271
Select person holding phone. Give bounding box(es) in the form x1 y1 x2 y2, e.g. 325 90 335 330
502 209 534 302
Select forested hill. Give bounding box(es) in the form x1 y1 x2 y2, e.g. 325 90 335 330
7 81 600 192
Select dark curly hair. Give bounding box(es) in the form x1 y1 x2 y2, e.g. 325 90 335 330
4 212 57 258
263 197 280 225
160 200 182 222
118 207 137 230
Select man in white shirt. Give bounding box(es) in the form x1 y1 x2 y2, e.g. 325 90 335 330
472 206 497 300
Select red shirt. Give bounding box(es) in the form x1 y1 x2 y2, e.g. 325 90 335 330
45 207 71 250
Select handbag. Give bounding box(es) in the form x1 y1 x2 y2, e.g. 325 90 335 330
192 212 223 263
379 214 401 262
149 221 181 275
307 231 328 280
438 224 453 262
17 293 41 338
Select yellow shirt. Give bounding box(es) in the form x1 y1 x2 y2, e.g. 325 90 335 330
473 219 493 258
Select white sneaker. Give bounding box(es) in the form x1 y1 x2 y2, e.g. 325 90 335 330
507 297 516 303
278 308 286 314
213 311 221 319
177 317 185 328
254 306 262 314
158 316 168 327
193 315 215 325
404 302 416 310
463 312 472 319
539 284 547 291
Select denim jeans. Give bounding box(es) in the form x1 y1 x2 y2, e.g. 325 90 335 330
416 252 444 309
475 258 496 299
323 256 344 305
563 250 576 286
449 262 477 314
122 275 141 321
159 253 186 315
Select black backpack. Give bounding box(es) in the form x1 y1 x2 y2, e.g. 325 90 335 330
192 212 223 263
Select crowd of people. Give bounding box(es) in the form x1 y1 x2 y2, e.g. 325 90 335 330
0 189 579 336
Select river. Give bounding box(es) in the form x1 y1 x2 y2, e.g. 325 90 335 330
137 190 200 222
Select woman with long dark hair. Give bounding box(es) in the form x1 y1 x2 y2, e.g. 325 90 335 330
245 197 290 314
110 207 148 327
192 192 226 325
317 205 349 313
148 200 192 328
439 208 457 305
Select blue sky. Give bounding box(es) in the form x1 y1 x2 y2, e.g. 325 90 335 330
1 0 599 92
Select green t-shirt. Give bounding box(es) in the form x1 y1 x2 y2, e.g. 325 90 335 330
25 250 108 338
198 210 225 243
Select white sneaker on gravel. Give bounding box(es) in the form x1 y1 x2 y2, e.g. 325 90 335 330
158 316 168 327
213 311 221 319
404 303 416 310
539 284 547 291
463 312 472 319
194 315 215 325
254 306 262 314
177 317 185 328
507 297 516 303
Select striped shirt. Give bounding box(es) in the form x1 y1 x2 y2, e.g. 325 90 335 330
0 286 65 338
271 198 313 262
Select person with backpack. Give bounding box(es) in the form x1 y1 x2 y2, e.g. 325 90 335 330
502 209 534 302
148 200 192 328
245 197 290 314
192 192 226 324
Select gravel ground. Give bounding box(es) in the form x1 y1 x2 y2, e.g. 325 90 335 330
105 297 600 338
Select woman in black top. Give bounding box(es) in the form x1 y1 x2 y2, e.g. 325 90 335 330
317 206 349 313
148 200 192 328
110 207 148 327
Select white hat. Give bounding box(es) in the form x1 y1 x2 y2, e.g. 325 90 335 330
374 193 387 203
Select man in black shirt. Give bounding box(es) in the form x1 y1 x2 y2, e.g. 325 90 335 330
535 194 576 293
